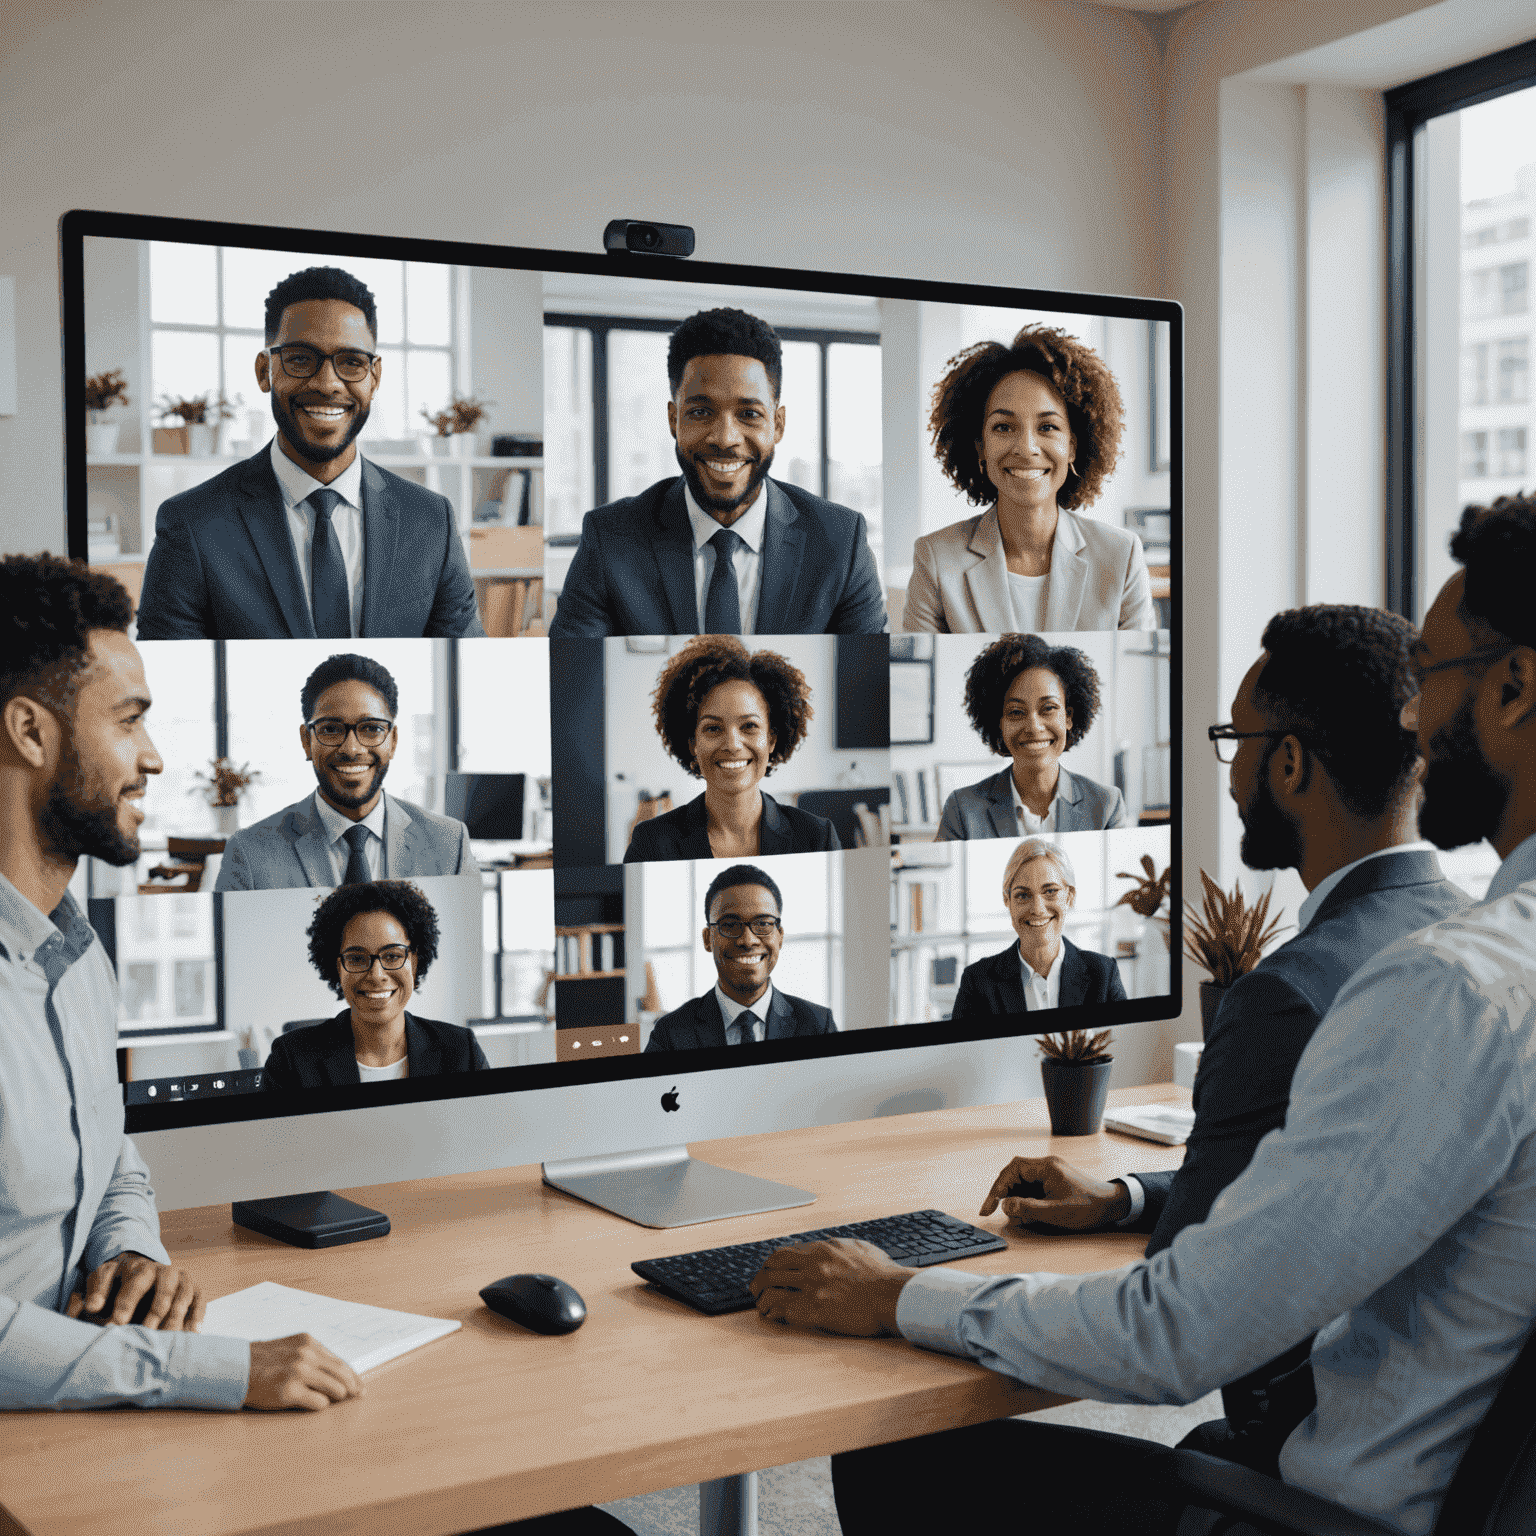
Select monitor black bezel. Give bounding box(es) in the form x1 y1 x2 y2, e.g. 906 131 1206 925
58 208 1183 1136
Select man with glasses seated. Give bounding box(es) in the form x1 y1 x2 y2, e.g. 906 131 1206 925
216 653 477 892
136 265 483 640
644 864 837 1051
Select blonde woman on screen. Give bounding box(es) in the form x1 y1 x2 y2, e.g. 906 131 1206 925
904 326 1153 633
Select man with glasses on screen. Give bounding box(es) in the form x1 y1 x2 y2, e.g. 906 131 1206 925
0 553 361 1412
214 653 477 892
752 496 1536 1536
644 864 837 1051
135 265 483 641
549 306 887 637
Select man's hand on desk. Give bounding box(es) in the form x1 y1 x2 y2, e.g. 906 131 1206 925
748 1238 915 1336
244 1335 364 1411
979 1155 1130 1231
67 1251 207 1330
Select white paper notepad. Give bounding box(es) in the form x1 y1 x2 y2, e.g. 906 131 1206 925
1102 1103 1198 1146
201 1282 460 1373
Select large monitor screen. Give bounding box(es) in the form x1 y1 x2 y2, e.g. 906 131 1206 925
59 210 1180 1139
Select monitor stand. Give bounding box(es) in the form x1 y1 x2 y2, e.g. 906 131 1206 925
231 1191 392 1248
541 1144 815 1228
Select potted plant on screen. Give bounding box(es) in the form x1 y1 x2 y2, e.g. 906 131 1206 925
1037 1030 1115 1136
84 369 130 454
156 393 214 456
450 393 494 456
1184 870 1287 1039
1113 854 1172 955
191 757 262 836
421 404 456 456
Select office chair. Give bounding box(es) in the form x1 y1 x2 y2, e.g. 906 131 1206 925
1165 1319 1536 1535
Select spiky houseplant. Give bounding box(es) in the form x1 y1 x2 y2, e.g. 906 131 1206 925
1184 870 1289 1037
84 369 130 414
1036 1029 1113 1065
1036 1030 1114 1135
190 757 261 808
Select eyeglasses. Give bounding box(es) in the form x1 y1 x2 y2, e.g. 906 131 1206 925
339 945 413 974
305 717 393 747
267 344 379 382
707 916 783 940
1407 642 1517 689
1207 725 1296 764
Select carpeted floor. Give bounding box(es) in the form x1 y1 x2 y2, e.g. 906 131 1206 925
597 1391 1226 1535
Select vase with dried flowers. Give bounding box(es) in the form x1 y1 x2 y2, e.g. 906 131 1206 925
1112 854 1172 956
1184 870 1289 1038
1037 1029 1114 1135
191 757 262 835
84 369 130 453
421 404 456 456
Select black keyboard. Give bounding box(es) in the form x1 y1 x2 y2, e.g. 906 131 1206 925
632 1208 1007 1316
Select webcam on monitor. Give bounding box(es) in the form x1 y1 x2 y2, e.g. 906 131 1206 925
603 218 695 257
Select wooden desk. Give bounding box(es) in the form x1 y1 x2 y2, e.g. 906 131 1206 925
0 1085 1188 1536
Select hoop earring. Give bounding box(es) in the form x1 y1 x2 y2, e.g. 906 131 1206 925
1065 460 1078 482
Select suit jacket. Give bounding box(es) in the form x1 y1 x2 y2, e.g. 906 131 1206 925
261 1010 490 1091
950 936 1126 1025
214 793 478 892
548 477 887 637
623 790 840 864
136 444 485 639
903 505 1154 633
644 987 836 1052
935 765 1126 841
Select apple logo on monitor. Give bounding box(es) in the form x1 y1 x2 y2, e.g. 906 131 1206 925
661 1087 679 1113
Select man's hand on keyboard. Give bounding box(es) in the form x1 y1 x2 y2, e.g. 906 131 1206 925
979 1154 1130 1231
748 1238 915 1335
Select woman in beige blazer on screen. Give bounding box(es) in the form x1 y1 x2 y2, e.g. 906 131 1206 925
904 325 1154 633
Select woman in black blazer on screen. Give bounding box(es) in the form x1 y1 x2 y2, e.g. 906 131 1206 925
625 636 841 863
263 880 489 1091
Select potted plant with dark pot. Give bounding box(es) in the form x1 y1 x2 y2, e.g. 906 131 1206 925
1037 1029 1114 1136
1184 870 1288 1038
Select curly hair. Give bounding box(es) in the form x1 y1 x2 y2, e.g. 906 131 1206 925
667 308 782 399
0 553 135 713
265 266 378 344
651 636 813 778
1450 493 1536 649
306 880 440 999
963 634 1102 756
928 325 1124 511
300 653 399 721
1255 605 1421 820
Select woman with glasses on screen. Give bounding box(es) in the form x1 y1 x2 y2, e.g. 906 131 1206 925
904 325 1153 633
262 880 489 1090
624 636 841 863
950 839 1126 1024
936 634 1126 841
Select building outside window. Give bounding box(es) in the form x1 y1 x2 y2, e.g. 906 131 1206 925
1496 426 1528 476
1461 429 1490 477
1497 336 1529 402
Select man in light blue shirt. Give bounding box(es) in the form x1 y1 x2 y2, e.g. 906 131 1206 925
751 495 1536 1536
0 553 361 1413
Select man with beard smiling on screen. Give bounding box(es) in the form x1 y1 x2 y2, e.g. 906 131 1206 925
750 497 1536 1536
215 653 477 892
135 266 482 640
0 553 361 1413
549 306 887 636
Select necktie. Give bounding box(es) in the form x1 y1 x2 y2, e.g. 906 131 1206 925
735 1010 760 1045
341 824 372 886
308 487 350 639
704 527 744 634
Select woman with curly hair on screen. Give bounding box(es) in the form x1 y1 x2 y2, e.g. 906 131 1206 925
625 636 841 863
936 634 1126 840
262 880 489 1090
905 324 1153 632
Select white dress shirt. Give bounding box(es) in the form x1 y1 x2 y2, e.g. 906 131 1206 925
684 480 767 635
1010 771 1060 833
715 981 773 1044
1015 940 1065 1011
270 438 366 637
898 831 1536 1536
310 789 388 883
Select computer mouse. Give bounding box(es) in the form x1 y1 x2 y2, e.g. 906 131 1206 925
479 1273 587 1335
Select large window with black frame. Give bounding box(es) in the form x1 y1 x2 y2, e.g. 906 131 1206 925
1387 36 1536 900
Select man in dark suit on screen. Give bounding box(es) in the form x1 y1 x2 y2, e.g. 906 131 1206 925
548 307 887 637
136 266 483 640
645 864 837 1051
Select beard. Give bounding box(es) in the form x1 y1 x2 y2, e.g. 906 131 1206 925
315 757 389 810
1419 699 1511 850
271 394 370 465
675 441 774 518
1238 771 1303 872
39 731 142 867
